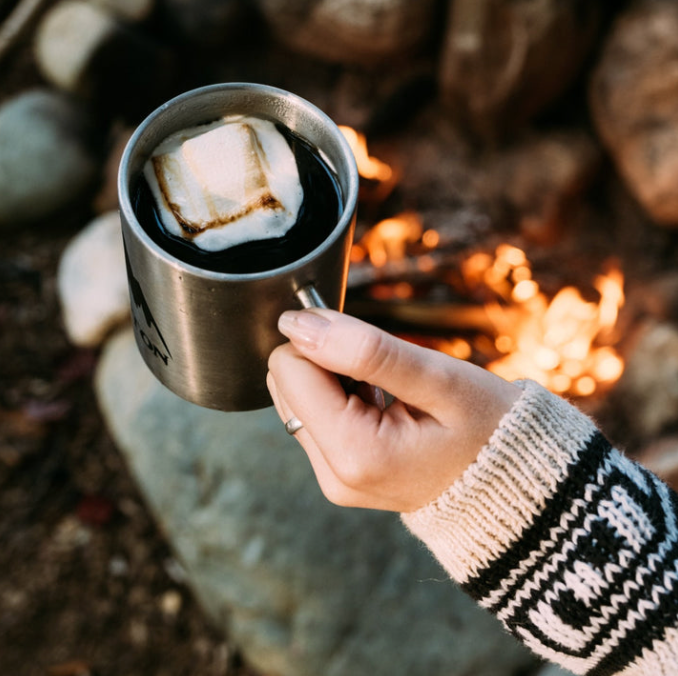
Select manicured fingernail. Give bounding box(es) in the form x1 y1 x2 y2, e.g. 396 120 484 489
278 310 330 349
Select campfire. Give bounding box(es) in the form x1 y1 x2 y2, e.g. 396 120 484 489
341 127 626 400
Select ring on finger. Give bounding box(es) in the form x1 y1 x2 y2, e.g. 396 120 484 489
284 416 304 435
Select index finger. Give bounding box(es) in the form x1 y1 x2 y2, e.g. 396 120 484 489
277 309 455 412
268 341 383 440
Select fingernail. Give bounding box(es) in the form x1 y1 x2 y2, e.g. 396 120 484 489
278 310 330 349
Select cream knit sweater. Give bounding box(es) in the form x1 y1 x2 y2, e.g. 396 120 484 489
402 380 678 676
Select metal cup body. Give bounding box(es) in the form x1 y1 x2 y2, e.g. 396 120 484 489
118 83 358 411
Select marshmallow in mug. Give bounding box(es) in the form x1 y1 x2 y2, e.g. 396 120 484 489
143 115 304 252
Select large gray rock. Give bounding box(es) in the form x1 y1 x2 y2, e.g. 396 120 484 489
256 0 438 67
536 665 575 676
0 89 101 227
439 0 605 141
95 328 536 676
590 0 678 227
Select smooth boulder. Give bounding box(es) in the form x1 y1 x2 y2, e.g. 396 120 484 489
0 89 101 227
95 327 536 676
590 0 678 226
57 211 130 347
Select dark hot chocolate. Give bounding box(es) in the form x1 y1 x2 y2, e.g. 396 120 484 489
133 119 343 274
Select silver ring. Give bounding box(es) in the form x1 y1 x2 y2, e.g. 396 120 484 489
284 416 304 435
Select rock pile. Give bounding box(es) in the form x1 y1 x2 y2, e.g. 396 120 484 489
8 1 678 229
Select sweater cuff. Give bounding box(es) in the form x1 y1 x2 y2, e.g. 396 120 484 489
401 379 599 584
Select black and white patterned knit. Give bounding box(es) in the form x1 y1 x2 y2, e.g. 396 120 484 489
402 380 678 676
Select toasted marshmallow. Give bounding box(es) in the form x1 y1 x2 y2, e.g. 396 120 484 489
144 115 303 252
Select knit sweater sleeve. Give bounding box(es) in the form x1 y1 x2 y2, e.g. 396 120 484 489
401 379 678 676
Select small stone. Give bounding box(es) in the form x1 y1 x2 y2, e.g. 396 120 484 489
53 515 92 551
129 619 148 645
256 0 438 67
0 89 101 227
108 555 129 576
1 589 27 610
590 1 678 226
57 211 130 348
94 328 536 676
163 557 188 583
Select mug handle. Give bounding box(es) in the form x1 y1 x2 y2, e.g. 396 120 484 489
295 284 328 311
295 284 386 409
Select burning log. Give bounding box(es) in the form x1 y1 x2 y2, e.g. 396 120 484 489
345 298 515 335
341 124 626 401
348 252 453 288
340 125 399 205
350 235 625 399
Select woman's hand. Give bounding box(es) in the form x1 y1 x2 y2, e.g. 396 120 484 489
267 309 520 513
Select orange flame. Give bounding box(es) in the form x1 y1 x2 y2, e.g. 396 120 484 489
352 211 423 268
468 246 625 397
339 126 393 182
356 229 625 396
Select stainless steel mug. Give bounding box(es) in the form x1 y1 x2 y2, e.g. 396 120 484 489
118 83 359 411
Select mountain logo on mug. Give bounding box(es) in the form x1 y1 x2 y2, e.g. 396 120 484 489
124 247 172 366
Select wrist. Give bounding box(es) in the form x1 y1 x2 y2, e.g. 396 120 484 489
401 380 599 583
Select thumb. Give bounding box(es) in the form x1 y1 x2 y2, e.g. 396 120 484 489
277 308 453 410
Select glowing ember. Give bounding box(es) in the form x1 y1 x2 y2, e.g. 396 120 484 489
352 212 423 268
466 246 625 397
339 126 393 182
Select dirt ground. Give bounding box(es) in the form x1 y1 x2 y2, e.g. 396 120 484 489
0 223 264 676
0 8 268 672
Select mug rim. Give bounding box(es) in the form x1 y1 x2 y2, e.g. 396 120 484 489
118 82 359 281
